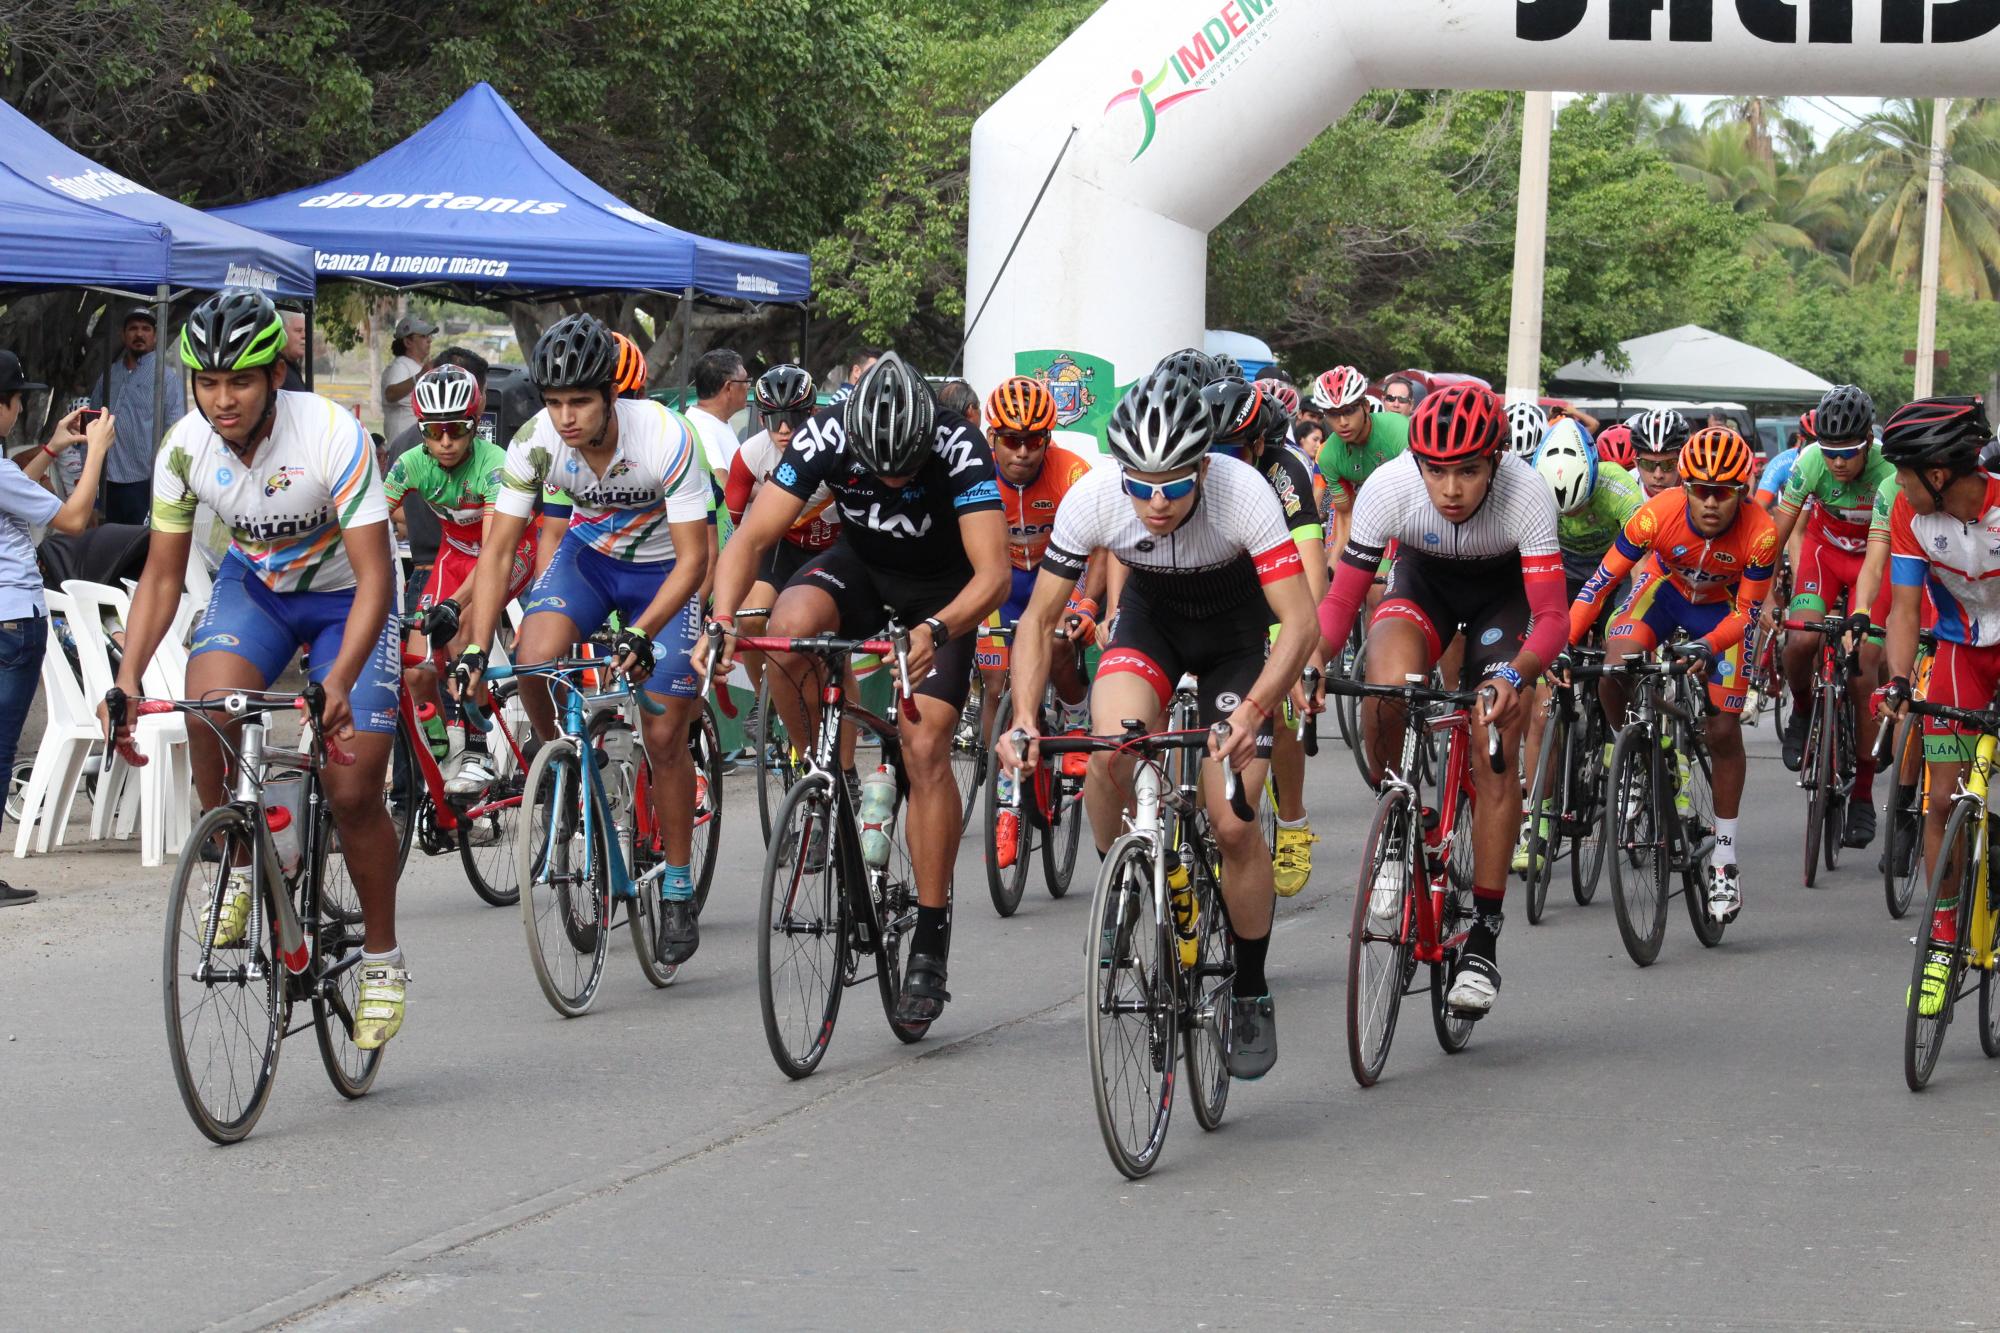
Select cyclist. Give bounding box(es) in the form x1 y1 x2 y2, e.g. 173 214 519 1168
1767 387 1891 851
1002 365 1316 1079
708 353 1010 1027
105 288 409 1049
1567 426 1775 924
1596 421 1636 471
452 313 714 965
1754 408 1813 511
1204 378 1329 896
1628 407 1692 500
385 365 537 793
1513 417 1642 870
1506 400 1548 459
1318 383 1567 1018
1875 397 2000 1014
1313 365 1409 559
980 375 1100 869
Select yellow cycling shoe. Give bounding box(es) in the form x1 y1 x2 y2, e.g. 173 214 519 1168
1913 949 1953 1018
353 961 410 1051
1272 825 1317 897
207 869 254 949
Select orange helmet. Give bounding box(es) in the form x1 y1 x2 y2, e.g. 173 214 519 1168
985 375 1056 434
611 332 648 397
1678 426 1757 486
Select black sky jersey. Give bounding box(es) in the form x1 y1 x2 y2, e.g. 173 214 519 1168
771 408 1002 574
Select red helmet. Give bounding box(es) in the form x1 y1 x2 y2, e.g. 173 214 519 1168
1264 380 1301 420
1796 407 1818 443
1595 422 1635 469
1409 383 1504 465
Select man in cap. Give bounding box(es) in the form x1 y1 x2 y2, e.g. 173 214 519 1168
97 305 185 525
381 312 437 442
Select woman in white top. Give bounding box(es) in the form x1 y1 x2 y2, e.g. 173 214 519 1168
380 312 435 442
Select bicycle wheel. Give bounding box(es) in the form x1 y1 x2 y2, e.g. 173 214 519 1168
870 804 930 1045
1570 704 1609 905
1608 725 1671 967
755 674 805 845
1086 835 1176 1178
688 701 725 912
1040 759 1084 898
162 806 286 1144
383 718 419 877
457 715 523 907
607 716 679 991
952 674 987 827
1182 820 1233 1132
1522 710 1563 924
1803 687 1830 887
1348 789 1416 1088
983 688 1031 918
758 774 847 1077
518 738 612 1017
309 804 384 1100
1335 625 1364 754
1906 798 1978 1091
1431 870 1477 1055
1883 718 1925 919
1981 963 2000 1059
1675 727 1726 950
1823 695 1852 873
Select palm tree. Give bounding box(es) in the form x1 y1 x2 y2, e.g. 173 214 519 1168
1701 96 1814 167
1812 98 2000 298
1670 122 1849 259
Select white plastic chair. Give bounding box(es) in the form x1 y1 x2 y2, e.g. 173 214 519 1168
12 598 104 858
182 555 214 636
64 580 191 866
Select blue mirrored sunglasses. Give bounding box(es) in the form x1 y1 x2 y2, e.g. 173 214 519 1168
1120 472 1199 503
1818 442 1868 461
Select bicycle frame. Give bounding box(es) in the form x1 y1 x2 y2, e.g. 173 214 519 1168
1376 684 1475 967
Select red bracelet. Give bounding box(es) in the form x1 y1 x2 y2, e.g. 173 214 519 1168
1244 696 1272 720
39 444 58 461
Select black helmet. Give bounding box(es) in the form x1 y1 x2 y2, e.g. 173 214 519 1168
1815 383 1876 442
1156 347 1214 385
1629 407 1692 455
1880 396 1988 474
531 314 617 390
1260 388 1293 448
754 363 816 413
842 351 935 477
179 288 285 372
1209 353 1244 383
1107 367 1212 473
1201 378 1261 450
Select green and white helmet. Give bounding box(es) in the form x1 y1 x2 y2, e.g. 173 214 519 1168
179 288 286 372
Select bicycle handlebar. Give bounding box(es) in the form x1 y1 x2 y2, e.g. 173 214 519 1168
1019 723 1257 823
104 683 354 768
701 621 922 725
457 657 666 734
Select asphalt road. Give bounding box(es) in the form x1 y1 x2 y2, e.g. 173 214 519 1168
3 721 1995 1332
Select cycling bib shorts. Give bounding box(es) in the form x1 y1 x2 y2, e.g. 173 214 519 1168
788 543 978 711
1607 558 1748 714
521 535 701 698
1098 589 1273 758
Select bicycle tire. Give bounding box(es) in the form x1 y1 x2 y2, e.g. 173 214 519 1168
457 770 521 907
983 688 1032 918
757 774 847 1078
1906 798 1979 1091
1335 624 1364 755
1883 718 1924 919
1824 693 1852 873
754 674 804 845
1609 725 1670 967
384 718 419 877
518 738 611 1017
1086 834 1176 1177
1040 759 1084 898
1676 724 1726 950
1348 789 1416 1087
1431 870 1478 1055
1522 710 1563 924
689 700 725 913
1981 964 2000 1059
1181 814 1233 1132
607 714 679 991
163 805 286 1144
308 796 385 1100
1570 703 1609 905
952 675 987 828
1803 686 1829 887
869 799 930 1045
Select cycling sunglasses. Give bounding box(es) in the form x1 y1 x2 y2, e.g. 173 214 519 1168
763 408 812 431
1818 439 1869 460
420 419 476 441
990 429 1051 448
1683 481 1744 503
1120 471 1200 503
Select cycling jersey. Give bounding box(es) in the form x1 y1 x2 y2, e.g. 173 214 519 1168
1777 444 1896 553
1889 477 2000 646
770 408 1000 574
1555 461 1644 586
724 428 840 552
1868 471 1898 542
999 444 1094 573
1754 446 1799 508
1042 454 1300 620
497 399 709 564
1569 490 1776 649
152 391 389 593
1218 443 1322 544
1316 412 1409 512
383 440 509 558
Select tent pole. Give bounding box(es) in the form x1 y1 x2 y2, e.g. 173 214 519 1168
799 306 811 374
673 287 695 411
304 300 316 390
152 282 169 474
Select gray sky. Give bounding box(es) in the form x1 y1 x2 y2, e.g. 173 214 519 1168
1551 93 1888 152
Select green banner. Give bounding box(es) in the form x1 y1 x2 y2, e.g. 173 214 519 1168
1014 348 1133 455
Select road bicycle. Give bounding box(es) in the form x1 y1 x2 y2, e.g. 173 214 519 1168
1879 629 1937 920
1326 674 1495 1088
1890 694 2000 1091
1785 613 1868 887
1603 643 1722 967
119 683 381 1144
1520 645 1611 923
1031 721 1251 1179
1330 617 1366 766
978 623 1089 917
1742 559 1790 732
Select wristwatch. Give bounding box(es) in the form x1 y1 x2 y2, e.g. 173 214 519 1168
923 616 950 646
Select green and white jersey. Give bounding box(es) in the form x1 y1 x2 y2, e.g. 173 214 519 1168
383 440 509 557
498 399 709 563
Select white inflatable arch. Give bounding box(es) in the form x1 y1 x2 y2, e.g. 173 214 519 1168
965 0 2000 433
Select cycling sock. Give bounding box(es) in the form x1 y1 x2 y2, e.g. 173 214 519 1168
661 862 693 902
362 946 402 966
1472 883 1506 909
1854 757 1876 803
1233 932 1270 996
913 903 950 959
1712 817 1739 869
1277 815 1308 830
1791 687 1811 714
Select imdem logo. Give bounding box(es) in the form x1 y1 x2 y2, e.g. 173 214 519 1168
1519 0 2000 44
1105 0 1279 161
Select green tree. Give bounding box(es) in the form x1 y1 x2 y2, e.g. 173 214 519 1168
1668 121 1849 260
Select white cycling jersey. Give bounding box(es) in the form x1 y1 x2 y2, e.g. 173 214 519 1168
1343 451 1561 565
152 391 389 593
497 398 709 564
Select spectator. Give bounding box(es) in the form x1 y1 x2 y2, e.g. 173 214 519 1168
1381 376 1419 417
279 308 309 392
935 378 981 429
1254 365 1294 385
96 306 184 526
0 350 117 905
687 348 749 486
1293 417 1326 460
381 312 436 442
830 345 880 405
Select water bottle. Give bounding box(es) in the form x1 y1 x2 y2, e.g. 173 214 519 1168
264 776 304 879
1168 857 1198 970
416 701 450 761
858 765 898 869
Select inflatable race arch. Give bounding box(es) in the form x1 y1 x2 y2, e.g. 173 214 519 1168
965 0 2000 443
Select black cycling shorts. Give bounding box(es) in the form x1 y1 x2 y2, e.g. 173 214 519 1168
1096 587 1273 758
756 539 820 591
1374 552 1529 686
785 542 976 710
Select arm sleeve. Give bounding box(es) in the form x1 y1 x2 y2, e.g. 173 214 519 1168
1568 500 1655 642
1889 495 1929 588
725 451 756 526
1521 552 1569 665
1273 452 1324 540
1317 558 1375 650
662 412 712 524
1041 473 1103 585
325 411 389 529
941 420 1002 515
1776 453 1813 520
494 437 547 521
381 455 411 512
771 414 838 502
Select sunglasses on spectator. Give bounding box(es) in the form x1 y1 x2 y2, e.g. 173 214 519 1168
421 420 475 440
990 429 1050 448
1384 393 1413 405
1818 440 1868 460
1683 482 1743 502
1120 471 1200 503
765 409 811 431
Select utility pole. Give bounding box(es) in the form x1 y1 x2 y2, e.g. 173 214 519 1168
1915 97 1951 400
1505 91 1554 405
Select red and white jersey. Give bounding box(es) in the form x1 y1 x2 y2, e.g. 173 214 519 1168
1889 476 2000 646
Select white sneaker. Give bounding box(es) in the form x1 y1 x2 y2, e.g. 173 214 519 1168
445 754 496 796
1705 863 1742 923
1369 858 1406 923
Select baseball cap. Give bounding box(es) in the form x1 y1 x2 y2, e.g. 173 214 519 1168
0 351 48 395
122 306 157 327
394 314 438 339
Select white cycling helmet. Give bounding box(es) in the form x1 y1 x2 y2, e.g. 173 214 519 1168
1311 365 1370 413
1533 417 1598 514
1107 366 1213 473
411 363 484 423
1506 400 1549 457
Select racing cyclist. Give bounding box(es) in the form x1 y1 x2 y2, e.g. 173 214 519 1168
1313 365 1409 560
1628 407 1693 500
1566 427 1776 924
1596 421 1636 472
708 353 1011 1027
1318 383 1568 1018
1754 408 1813 511
106 288 411 1050
1506 400 1549 459
1002 366 1317 1079
452 314 714 966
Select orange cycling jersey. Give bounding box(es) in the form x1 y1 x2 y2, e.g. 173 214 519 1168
1569 489 1777 646
1000 444 1093 572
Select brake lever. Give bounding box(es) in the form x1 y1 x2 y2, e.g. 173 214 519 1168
1211 722 1257 823
1298 667 1320 757
1478 685 1506 775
